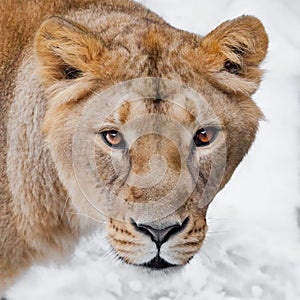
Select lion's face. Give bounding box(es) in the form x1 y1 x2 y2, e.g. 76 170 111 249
35 13 267 270
87 80 225 268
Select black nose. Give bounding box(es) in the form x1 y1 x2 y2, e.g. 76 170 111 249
131 217 189 248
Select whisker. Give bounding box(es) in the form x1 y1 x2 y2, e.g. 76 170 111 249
202 235 227 259
206 230 231 235
207 217 230 223
197 249 215 268
58 196 70 223
67 211 108 225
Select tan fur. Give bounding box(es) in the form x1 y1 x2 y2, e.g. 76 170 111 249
0 0 268 293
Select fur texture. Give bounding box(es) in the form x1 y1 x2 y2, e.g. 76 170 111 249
0 0 268 293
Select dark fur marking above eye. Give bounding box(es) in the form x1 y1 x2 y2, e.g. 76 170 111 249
153 81 162 103
62 65 83 79
153 95 162 104
223 60 242 75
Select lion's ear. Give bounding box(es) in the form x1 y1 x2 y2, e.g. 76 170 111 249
35 16 106 87
199 15 268 95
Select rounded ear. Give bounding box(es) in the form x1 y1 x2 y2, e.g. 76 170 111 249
198 15 268 95
35 16 106 87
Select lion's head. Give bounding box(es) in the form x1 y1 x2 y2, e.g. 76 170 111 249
34 12 268 270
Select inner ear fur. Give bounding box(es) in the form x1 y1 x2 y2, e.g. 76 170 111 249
35 16 106 86
199 15 268 95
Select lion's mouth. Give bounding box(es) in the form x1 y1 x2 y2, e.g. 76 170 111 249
140 255 176 270
115 251 180 270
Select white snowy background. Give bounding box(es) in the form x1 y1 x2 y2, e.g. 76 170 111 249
7 0 300 299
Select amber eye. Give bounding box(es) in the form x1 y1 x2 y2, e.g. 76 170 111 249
194 128 218 147
101 130 126 149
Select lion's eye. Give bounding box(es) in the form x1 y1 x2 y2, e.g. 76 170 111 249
101 130 126 149
194 128 218 147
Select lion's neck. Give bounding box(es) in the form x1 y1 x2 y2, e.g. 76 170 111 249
6 51 81 258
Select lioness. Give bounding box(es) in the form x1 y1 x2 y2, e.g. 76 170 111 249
0 0 268 294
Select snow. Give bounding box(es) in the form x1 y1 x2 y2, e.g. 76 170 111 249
6 0 300 299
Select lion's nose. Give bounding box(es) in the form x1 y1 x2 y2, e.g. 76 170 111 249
131 217 189 248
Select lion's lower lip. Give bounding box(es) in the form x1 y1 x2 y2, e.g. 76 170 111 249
140 255 176 270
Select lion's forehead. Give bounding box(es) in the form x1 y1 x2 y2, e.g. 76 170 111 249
103 88 222 132
117 98 196 126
